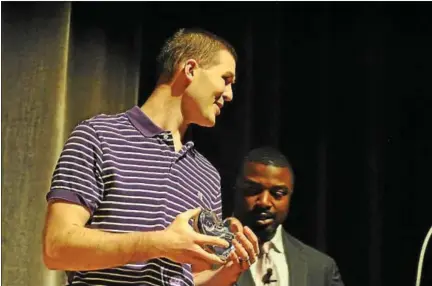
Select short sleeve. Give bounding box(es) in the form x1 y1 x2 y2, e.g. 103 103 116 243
46 121 104 214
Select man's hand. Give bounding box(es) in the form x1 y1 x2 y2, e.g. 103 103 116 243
193 219 260 286
160 208 230 267
225 223 260 275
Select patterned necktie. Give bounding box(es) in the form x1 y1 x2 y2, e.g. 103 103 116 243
256 241 279 286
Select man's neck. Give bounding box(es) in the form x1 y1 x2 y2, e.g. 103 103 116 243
141 84 188 151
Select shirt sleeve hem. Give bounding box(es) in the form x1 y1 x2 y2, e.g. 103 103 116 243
46 189 96 215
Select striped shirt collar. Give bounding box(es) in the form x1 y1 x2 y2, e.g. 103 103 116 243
126 106 164 138
126 106 195 151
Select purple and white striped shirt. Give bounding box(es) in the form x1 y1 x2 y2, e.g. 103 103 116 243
47 106 222 286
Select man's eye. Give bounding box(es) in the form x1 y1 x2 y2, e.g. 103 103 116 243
241 182 262 195
271 189 289 198
245 185 261 193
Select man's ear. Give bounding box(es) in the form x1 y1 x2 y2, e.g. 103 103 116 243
184 59 198 82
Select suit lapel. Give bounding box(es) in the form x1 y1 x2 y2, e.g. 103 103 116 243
237 230 308 286
237 269 255 286
283 230 308 286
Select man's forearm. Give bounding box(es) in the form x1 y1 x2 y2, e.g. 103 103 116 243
44 224 165 271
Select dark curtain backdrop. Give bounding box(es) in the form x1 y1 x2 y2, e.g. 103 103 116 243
136 2 432 286
2 2 431 286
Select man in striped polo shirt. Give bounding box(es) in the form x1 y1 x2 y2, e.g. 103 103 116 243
43 28 259 286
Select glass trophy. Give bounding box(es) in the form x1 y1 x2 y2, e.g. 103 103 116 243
193 208 239 261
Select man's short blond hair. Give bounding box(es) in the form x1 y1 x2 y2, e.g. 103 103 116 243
156 28 237 80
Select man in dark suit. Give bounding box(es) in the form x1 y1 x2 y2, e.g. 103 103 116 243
233 146 344 286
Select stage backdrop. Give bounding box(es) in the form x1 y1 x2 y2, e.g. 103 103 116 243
138 3 432 286
2 2 431 286
2 2 141 285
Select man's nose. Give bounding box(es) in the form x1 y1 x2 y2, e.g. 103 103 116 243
256 190 272 208
222 85 233 102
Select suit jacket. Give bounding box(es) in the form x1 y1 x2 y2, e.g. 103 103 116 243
236 229 344 286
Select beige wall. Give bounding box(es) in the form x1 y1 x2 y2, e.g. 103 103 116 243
1 3 141 285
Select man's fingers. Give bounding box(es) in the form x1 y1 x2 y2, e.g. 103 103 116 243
194 247 226 266
180 208 202 220
236 232 257 264
229 248 240 264
244 226 260 256
233 239 249 260
195 233 230 248
225 217 243 234
233 239 251 271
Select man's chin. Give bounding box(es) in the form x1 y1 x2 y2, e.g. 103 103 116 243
251 224 277 243
192 112 216 128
